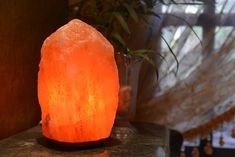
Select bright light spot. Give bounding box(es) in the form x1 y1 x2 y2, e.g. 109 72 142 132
173 27 185 40
162 5 168 13
185 6 198 14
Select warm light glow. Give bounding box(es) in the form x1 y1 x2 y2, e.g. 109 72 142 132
38 19 119 143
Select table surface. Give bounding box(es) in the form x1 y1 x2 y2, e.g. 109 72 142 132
0 122 170 157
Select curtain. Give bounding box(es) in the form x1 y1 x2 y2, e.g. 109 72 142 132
135 1 235 136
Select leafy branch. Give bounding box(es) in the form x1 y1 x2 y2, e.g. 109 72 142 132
69 0 202 76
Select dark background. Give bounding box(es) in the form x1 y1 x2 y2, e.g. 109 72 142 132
0 0 68 139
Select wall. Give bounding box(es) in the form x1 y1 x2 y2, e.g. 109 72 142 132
0 0 68 139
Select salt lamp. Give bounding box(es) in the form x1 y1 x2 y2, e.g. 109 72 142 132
38 19 119 143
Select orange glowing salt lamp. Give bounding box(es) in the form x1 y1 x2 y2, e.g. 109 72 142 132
38 19 119 143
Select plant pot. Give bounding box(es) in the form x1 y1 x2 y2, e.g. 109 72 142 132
115 53 143 124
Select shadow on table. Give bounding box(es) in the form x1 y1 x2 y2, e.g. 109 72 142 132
37 136 121 152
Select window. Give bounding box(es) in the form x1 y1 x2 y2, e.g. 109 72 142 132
153 0 235 149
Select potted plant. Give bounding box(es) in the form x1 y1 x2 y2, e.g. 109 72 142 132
69 0 168 63
68 0 201 122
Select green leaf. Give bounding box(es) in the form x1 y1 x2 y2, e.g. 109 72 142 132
129 49 154 54
133 53 159 79
110 31 126 47
158 13 202 46
113 12 131 34
160 34 179 74
155 53 168 64
123 3 139 22
133 53 155 66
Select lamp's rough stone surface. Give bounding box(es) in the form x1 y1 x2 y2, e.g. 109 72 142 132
38 19 119 143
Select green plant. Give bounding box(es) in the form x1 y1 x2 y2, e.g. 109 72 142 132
69 0 202 75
